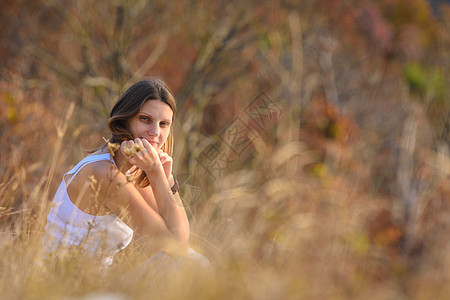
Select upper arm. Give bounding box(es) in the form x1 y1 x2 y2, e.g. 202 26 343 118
96 166 173 242
135 185 159 213
68 160 184 250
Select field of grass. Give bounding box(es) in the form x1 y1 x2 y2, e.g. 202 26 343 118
1 95 449 299
1 0 449 299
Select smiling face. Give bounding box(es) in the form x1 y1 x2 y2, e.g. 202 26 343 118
128 100 173 150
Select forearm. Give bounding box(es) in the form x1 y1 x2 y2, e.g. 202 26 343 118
168 175 190 234
147 168 190 245
172 190 190 236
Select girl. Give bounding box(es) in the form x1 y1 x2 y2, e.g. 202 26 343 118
42 78 208 269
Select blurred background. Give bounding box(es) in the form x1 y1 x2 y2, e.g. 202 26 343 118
0 0 449 299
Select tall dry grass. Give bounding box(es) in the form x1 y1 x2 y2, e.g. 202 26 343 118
1 95 449 299
1 0 449 299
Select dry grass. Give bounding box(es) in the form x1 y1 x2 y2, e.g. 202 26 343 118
1 1 449 299
1 99 449 300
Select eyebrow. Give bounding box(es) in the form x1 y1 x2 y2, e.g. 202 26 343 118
139 112 172 123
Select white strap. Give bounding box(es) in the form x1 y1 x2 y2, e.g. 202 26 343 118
65 153 114 186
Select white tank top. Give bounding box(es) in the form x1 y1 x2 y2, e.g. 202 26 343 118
42 153 133 266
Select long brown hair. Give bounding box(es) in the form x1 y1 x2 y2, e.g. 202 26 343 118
107 78 176 187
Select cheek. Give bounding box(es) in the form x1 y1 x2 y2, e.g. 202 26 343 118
127 120 136 136
162 128 170 141
132 122 145 134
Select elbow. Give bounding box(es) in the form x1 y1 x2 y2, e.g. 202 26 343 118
161 234 189 256
172 230 190 253
180 235 190 251
178 239 190 254
169 222 190 252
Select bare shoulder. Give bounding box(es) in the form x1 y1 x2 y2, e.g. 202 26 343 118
66 158 124 215
74 159 117 182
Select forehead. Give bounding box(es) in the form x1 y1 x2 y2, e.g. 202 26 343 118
140 100 173 119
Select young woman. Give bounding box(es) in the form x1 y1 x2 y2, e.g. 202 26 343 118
42 78 208 269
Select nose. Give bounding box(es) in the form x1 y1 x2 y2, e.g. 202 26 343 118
148 123 159 137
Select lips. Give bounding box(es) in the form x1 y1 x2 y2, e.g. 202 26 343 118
142 138 158 146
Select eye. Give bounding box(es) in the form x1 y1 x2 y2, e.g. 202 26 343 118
160 121 171 127
140 116 151 122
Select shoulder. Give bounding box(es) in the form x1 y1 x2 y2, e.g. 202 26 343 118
70 156 117 184
89 157 115 171
66 156 127 215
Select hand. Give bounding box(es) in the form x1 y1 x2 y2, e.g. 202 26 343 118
120 138 162 174
157 149 173 182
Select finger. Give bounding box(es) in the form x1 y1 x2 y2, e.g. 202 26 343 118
141 138 151 149
159 151 173 162
122 140 137 157
133 138 145 153
159 154 167 164
120 141 130 155
135 150 144 160
134 138 143 146
142 139 158 155
126 140 134 149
